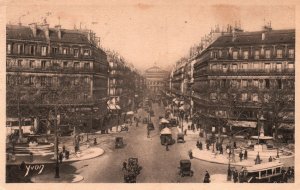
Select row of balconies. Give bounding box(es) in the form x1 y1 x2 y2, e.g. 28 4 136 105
6 65 98 74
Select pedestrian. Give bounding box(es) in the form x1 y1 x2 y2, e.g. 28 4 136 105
220 145 223 154
199 141 203 150
94 138 97 145
184 129 187 136
29 152 33 163
203 171 210 183
233 141 237 149
244 149 248 160
62 145 66 153
147 129 150 138
269 156 273 162
239 152 243 162
122 161 127 171
233 169 238 183
196 140 200 148
19 161 26 171
166 143 169 151
191 124 195 132
59 152 63 163
206 142 210 150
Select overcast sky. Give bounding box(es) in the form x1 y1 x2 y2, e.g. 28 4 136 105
6 0 295 72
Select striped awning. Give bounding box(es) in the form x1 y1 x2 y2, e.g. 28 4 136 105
227 120 257 128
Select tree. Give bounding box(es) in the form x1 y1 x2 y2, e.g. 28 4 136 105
261 88 294 141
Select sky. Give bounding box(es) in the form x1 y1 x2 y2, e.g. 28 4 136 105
5 0 295 72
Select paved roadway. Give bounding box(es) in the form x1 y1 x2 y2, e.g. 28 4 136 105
72 103 227 183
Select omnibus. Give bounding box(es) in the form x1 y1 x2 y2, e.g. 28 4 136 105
241 161 285 183
6 118 33 136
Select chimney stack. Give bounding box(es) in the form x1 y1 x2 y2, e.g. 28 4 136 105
55 25 62 39
39 24 50 40
29 23 37 37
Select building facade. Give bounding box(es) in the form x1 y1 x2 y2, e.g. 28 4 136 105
144 66 169 96
6 23 108 134
192 26 295 140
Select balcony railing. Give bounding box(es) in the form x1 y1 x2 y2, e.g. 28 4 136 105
194 68 295 77
6 66 95 73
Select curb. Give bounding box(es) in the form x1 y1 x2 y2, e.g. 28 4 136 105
50 147 105 163
31 174 84 183
192 149 294 167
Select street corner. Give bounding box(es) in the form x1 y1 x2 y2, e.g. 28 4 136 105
50 147 105 163
31 173 84 183
191 148 252 167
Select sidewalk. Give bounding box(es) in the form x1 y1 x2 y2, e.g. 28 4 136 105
50 147 104 163
7 147 104 165
31 174 84 183
192 148 253 167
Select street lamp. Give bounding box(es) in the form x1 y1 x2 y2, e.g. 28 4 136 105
54 105 60 178
227 148 231 181
180 110 184 132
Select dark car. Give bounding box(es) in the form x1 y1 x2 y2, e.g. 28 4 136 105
115 137 124 148
147 122 155 131
177 133 185 143
178 160 194 177
169 118 178 127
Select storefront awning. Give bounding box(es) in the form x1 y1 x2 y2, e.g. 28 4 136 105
108 104 121 110
227 120 257 128
279 123 294 130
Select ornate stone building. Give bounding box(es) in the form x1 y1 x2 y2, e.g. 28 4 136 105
144 65 169 96
192 25 295 140
6 23 108 134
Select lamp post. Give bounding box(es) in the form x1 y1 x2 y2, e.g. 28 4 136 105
227 148 231 181
54 104 60 178
180 110 184 132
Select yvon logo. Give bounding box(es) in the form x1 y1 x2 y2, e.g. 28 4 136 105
24 164 44 177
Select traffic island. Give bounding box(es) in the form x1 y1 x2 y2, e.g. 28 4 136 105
31 174 84 183
192 148 294 167
50 147 105 163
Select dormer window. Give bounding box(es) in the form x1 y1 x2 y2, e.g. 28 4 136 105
62 47 68 55
243 51 249 59
233 51 238 59
254 50 260 59
288 49 294 58
83 49 90 56
52 47 58 54
7 44 11 54
265 50 271 59
276 49 283 58
29 45 35 55
41 46 47 56
17 44 24 54
74 48 79 57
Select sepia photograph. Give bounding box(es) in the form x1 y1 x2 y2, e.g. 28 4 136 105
3 0 297 186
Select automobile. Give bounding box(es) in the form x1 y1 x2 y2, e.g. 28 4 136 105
143 117 148 124
177 133 185 143
128 158 142 175
147 122 155 131
115 137 124 148
160 127 175 145
239 161 285 183
178 160 194 177
169 118 178 127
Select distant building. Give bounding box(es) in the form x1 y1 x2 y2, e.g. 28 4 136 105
144 65 169 95
6 23 108 134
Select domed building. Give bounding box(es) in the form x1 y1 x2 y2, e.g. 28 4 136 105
144 65 169 95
